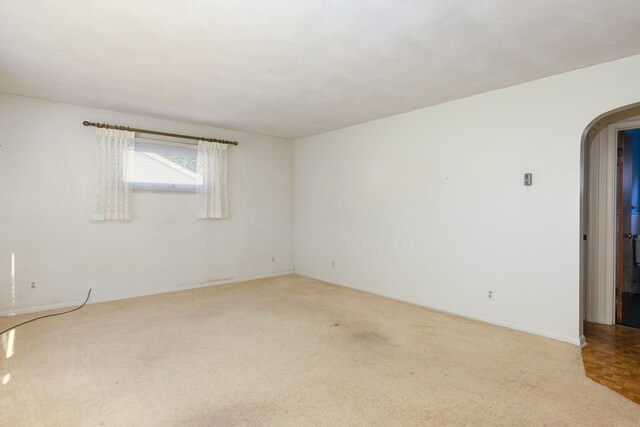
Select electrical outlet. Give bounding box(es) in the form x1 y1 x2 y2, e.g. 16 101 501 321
487 289 495 301
271 256 275 262
29 281 37 291
331 260 336 269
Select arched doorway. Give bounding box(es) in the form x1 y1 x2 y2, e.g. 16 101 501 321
580 102 640 404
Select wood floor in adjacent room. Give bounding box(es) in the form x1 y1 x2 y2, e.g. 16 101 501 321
582 321 640 404
1 275 639 425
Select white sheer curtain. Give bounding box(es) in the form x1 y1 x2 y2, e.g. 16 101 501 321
196 140 228 219
89 128 135 221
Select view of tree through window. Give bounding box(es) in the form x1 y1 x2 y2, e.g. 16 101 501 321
162 154 197 173
130 141 198 192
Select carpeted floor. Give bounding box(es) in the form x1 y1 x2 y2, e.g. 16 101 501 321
1 274 639 425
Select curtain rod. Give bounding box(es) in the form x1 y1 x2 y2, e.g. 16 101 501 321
82 121 238 145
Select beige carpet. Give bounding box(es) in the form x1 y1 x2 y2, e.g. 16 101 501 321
1 274 638 426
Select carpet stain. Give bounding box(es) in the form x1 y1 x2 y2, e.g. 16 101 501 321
350 329 390 345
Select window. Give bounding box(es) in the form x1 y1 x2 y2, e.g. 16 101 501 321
130 140 197 192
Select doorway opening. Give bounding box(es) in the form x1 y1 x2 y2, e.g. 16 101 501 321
580 104 640 404
616 128 640 328
582 105 640 329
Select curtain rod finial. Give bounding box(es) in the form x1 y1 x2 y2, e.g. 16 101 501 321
83 121 91 126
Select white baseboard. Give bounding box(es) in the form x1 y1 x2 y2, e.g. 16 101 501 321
2 271 583 347
441 307 582 346
0 270 294 317
297 273 582 347
580 335 587 348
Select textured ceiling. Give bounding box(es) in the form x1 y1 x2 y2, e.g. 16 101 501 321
2 1 640 139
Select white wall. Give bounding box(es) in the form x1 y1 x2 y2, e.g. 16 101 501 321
294 54 640 345
0 93 294 314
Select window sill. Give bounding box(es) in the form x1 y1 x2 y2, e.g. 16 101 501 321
130 183 196 193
